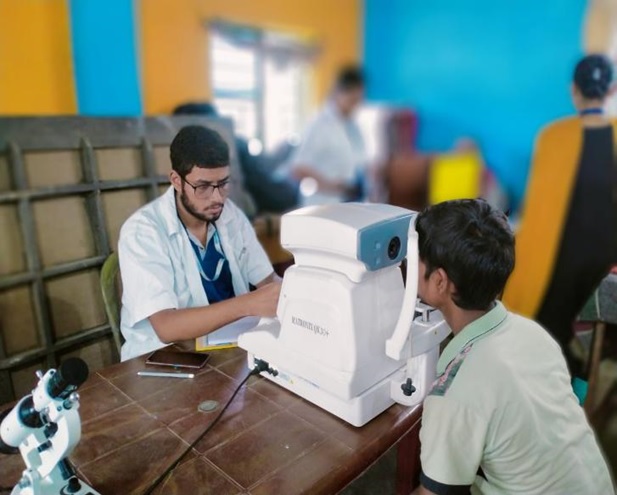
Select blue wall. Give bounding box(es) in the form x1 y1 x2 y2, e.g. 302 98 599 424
363 0 587 208
70 0 142 116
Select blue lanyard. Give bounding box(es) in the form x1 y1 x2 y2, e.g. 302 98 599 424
185 225 227 282
580 108 604 116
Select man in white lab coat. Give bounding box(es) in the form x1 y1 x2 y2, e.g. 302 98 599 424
289 66 367 206
118 125 280 361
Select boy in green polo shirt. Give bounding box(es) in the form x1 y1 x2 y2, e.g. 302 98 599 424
415 199 613 495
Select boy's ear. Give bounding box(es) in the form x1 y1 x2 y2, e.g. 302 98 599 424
435 267 458 299
434 268 449 294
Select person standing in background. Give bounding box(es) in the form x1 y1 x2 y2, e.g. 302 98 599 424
503 54 617 403
288 65 367 205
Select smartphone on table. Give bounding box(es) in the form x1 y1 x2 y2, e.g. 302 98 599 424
145 349 210 369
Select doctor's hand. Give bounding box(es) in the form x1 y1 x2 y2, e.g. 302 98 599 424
247 281 282 318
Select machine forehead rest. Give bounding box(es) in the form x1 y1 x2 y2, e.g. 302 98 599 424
281 203 414 271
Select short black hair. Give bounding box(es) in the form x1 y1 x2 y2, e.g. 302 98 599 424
574 54 613 100
170 125 229 177
335 65 365 92
172 102 218 117
416 199 514 311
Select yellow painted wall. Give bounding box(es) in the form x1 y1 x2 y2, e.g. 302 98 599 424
139 0 361 114
584 0 617 54
0 0 76 114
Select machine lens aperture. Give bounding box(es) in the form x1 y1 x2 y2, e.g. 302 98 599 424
388 237 401 260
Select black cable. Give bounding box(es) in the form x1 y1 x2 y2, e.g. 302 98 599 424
142 362 268 495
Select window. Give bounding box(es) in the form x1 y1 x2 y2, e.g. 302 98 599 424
210 22 315 152
584 0 617 114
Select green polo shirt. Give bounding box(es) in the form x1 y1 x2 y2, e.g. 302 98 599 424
419 302 614 495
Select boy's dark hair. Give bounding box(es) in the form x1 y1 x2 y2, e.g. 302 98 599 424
416 199 514 311
172 102 218 117
335 65 365 92
170 125 229 177
574 54 613 100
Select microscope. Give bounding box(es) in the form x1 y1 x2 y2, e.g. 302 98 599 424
0 357 101 495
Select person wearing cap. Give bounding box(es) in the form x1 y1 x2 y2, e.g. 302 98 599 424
503 54 617 403
118 125 281 361
288 65 367 206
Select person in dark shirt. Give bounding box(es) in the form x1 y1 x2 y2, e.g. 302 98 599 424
504 54 617 403
173 102 299 214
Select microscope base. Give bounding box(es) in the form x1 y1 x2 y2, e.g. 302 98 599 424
11 469 101 495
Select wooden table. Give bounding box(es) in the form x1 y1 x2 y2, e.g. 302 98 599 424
0 346 422 495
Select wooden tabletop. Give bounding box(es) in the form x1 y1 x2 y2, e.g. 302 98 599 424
0 346 422 495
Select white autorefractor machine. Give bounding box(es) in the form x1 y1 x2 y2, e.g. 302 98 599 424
238 203 451 427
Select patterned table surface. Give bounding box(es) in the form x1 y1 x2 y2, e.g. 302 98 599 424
0 345 422 495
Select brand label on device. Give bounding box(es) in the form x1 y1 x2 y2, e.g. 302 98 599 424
291 316 330 337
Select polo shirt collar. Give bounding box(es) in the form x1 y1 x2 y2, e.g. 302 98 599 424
437 301 508 375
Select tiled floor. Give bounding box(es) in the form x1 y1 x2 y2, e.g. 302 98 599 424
341 447 397 495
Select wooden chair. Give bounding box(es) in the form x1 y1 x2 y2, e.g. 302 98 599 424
100 252 123 358
577 273 617 415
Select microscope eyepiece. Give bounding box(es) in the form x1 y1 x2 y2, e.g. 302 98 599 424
47 358 89 400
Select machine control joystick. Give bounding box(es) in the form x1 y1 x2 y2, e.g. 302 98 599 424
401 378 416 397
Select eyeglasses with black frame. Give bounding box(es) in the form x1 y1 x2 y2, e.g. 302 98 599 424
182 177 231 199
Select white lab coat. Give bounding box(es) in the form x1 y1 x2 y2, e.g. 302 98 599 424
118 187 273 361
290 103 367 206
